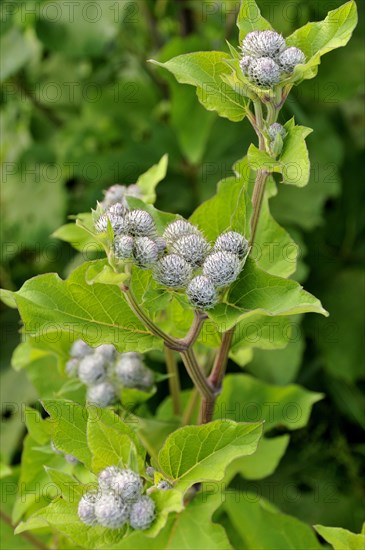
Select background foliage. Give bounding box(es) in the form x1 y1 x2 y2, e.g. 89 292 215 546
1 0 364 547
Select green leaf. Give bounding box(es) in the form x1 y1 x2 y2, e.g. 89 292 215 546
224 435 290 482
10 260 161 353
42 399 92 467
0 289 17 309
0 27 38 82
190 158 252 241
158 419 263 493
151 52 249 122
286 1 358 83
236 0 273 42
137 154 168 204
248 120 313 187
87 408 145 472
208 257 328 331
214 374 323 432
230 314 294 356
45 468 85 502
52 222 103 253
24 407 50 445
224 492 322 549
85 263 129 286
314 524 365 550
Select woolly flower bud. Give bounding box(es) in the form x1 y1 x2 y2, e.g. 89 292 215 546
65 358 79 377
214 232 249 260
94 209 128 236
171 234 210 268
98 467 143 502
203 252 241 288
86 381 116 407
129 496 156 531
114 235 134 260
268 123 287 141
94 492 130 529
145 466 155 478
154 254 193 288
115 355 154 390
162 220 201 245
109 202 129 218
95 344 116 362
278 47 305 72
247 57 281 88
70 339 93 359
125 210 155 237
133 237 159 269
78 354 106 386
102 185 127 207
240 55 253 75
126 184 142 198
186 276 217 310
78 491 98 526
242 30 286 59
155 237 167 256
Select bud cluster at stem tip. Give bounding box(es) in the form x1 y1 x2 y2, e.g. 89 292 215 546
240 30 305 88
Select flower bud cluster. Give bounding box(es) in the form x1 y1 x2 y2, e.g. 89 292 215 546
240 30 305 88
67 340 154 406
102 183 142 209
94 202 166 270
78 466 156 531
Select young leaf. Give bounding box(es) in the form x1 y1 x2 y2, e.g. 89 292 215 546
236 0 273 42
286 1 358 82
10 260 161 353
52 222 103 253
158 419 263 493
248 121 313 187
137 154 168 204
214 374 323 432
151 52 249 122
314 524 365 550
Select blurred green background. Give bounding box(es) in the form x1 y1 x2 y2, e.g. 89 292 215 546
1 0 364 543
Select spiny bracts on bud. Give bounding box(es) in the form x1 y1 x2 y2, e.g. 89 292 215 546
114 235 134 260
240 55 252 75
162 220 201 245
95 208 129 236
214 231 249 259
247 57 281 87
203 251 242 288
133 237 159 269
170 234 210 268
187 276 217 310
154 254 193 288
78 465 156 531
242 30 285 59
157 480 172 490
129 496 156 531
102 184 142 208
125 210 156 237
115 354 154 390
87 381 116 407
278 47 305 72
268 123 287 141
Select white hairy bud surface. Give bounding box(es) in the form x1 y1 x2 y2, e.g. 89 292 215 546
98 467 143 502
114 235 134 260
170 234 210 268
186 276 218 310
242 30 286 58
133 237 159 268
94 492 130 529
268 122 287 141
278 47 305 72
125 210 155 237
70 339 93 359
247 57 281 87
115 355 154 390
214 232 249 259
129 496 156 531
78 355 106 385
86 381 116 407
95 344 116 362
240 55 253 75
78 491 98 526
154 254 193 288
102 185 127 207
65 358 79 377
203 251 241 287
162 220 201 245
